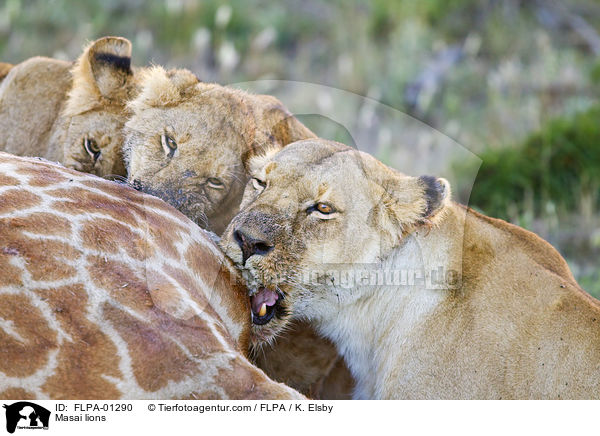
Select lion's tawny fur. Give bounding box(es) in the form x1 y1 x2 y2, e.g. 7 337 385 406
123 65 316 235
123 69 354 398
0 37 137 177
222 138 600 399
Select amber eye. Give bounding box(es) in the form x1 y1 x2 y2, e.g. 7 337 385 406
316 203 333 214
83 137 101 162
161 134 177 158
308 202 336 217
207 177 224 189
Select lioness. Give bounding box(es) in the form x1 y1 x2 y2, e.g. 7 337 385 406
0 36 136 176
123 65 316 236
122 67 355 398
221 138 600 399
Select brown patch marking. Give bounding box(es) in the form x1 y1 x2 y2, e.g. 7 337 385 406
0 223 79 281
142 210 186 260
49 186 187 260
48 187 139 227
0 190 42 215
0 388 36 399
143 269 229 355
0 254 23 287
160 264 219 322
102 302 222 392
81 179 145 203
81 218 153 260
184 243 250 349
146 269 199 320
15 165 69 187
0 174 20 186
4 213 72 237
0 294 57 377
33 285 122 399
81 179 192 225
86 256 154 312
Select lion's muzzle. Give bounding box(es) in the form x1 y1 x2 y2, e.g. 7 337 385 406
233 228 274 265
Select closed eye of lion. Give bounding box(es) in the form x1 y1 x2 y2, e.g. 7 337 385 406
0 36 138 178
58 36 139 177
220 137 600 400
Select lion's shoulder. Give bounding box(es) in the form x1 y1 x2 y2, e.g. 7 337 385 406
460 204 576 284
3 56 72 90
0 56 73 158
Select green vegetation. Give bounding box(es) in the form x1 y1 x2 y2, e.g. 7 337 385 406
461 105 600 222
1 0 598 295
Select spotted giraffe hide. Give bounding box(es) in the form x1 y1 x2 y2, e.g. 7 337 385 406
0 152 303 400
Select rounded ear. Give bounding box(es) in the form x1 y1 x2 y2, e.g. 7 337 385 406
127 66 199 112
243 94 315 169
64 36 135 116
165 68 200 91
361 152 451 235
418 175 451 219
87 36 133 98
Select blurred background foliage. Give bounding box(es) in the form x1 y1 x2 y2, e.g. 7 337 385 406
1 0 599 295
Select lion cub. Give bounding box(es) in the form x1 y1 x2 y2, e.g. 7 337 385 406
221 138 600 399
123 65 316 236
0 36 136 177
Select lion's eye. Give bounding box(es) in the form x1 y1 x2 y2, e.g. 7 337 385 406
207 177 224 189
252 178 266 190
161 134 177 158
83 137 101 162
308 202 336 218
316 203 333 214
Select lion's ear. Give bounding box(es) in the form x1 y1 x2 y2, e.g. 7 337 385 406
365 154 451 235
246 146 281 177
417 176 451 220
244 94 315 169
65 36 134 116
128 66 199 112
86 36 133 98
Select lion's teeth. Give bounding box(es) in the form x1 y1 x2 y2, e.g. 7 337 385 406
258 303 267 317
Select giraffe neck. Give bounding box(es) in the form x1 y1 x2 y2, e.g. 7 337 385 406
0 152 301 399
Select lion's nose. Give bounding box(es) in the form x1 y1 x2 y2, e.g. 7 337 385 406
233 228 274 264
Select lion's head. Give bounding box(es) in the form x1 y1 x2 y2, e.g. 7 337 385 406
122 66 315 235
59 36 138 177
220 138 450 344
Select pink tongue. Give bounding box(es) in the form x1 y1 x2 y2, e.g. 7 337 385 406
251 287 278 314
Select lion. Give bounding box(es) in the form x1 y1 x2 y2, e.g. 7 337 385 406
122 68 355 398
252 320 354 399
0 36 136 177
220 138 600 399
123 65 316 236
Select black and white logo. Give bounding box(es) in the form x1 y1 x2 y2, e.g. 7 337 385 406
2 402 50 434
